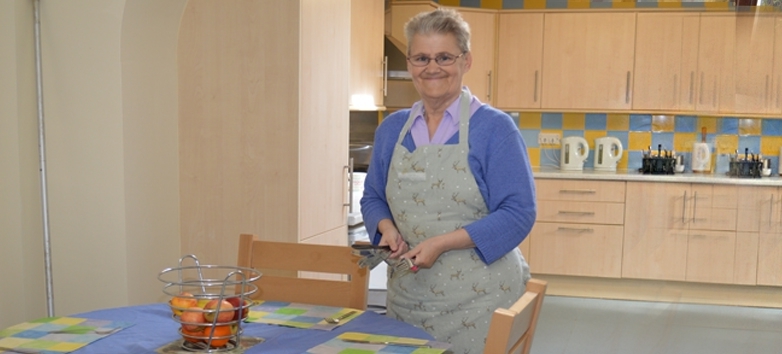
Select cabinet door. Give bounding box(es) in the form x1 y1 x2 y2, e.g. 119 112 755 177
696 14 736 113
541 13 635 110
689 184 737 231
772 16 782 114
758 231 782 286
458 9 496 103
633 13 700 111
623 182 689 281
529 223 623 278
734 232 759 285
686 230 737 284
496 13 544 109
733 14 777 114
350 0 385 110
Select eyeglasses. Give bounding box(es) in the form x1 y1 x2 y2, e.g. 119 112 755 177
407 52 466 67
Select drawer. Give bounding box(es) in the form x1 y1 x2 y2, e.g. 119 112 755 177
528 222 623 278
537 200 625 225
536 179 626 203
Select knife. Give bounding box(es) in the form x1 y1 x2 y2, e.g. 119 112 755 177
0 346 41 354
340 338 430 348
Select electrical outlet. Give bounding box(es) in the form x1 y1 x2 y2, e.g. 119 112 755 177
538 133 561 145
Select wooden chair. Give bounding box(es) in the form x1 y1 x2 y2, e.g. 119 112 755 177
236 233 369 309
484 278 548 354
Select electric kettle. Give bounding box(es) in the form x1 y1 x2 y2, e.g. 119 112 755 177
560 136 589 171
594 137 623 172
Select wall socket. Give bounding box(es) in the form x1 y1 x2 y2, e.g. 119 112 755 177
538 133 561 145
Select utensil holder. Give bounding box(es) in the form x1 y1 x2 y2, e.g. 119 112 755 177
640 157 676 175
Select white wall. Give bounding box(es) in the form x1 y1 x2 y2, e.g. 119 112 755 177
0 0 186 327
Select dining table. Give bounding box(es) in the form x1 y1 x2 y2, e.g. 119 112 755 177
3 302 437 354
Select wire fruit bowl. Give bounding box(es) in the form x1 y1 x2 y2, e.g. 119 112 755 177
158 255 263 352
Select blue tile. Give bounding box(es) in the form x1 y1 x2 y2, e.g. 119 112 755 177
541 113 563 130
589 2 614 9
682 2 706 8
606 131 629 152
675 115 697 133
628 151 644 171
738 136 761 155
562 130 585 139
585 113 607 131
762 119 782 136
651 132 675 151
630 114 652 132
502 0 524 9
720 118 739 135
540 148 560 168
636 1 659 8
546 0 568 9
520 129 539 148
459 0 481 8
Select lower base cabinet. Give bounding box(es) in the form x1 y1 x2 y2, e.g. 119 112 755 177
529 223 623 278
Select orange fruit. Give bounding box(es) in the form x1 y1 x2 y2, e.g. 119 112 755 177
181 327 204 343
204 325 232 348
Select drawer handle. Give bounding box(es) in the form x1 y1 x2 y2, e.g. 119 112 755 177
558 189 597 194
557 227 594 233
558 211 595 216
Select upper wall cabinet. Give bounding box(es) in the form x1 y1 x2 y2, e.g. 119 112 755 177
541 13 636 110
633 13 700 112
496 13 544 110
696 13 736 113
733 14 779 115
350 0 386 110
456 8 497 103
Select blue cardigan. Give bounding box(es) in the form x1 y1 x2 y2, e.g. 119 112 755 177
360 105 537 264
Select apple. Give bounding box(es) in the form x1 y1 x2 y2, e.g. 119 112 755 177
170 292 198 316
181 326 204 343
226 297 251 321
203 299 234 323
180 307 206 331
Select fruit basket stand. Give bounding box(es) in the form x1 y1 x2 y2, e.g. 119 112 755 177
158 255 263 353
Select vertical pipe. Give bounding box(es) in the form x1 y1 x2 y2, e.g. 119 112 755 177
33 0 55 317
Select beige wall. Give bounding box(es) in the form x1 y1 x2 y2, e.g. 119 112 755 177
0 0 186 328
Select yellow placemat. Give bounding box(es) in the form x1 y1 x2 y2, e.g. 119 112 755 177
305 332 451 353
246 301 362 330
0 317 132 353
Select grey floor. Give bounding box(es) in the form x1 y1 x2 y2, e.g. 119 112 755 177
367 290 782 353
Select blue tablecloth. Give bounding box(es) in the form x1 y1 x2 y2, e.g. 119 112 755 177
69 303 433 353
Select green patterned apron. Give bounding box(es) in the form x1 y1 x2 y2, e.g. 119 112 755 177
385 89 531 354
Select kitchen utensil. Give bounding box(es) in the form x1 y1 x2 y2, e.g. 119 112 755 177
594 137 623 172
340 338 431 348
48 327 121 335
325 310 358 324
675 155 685 173
692 127 711 173
560 136 589 171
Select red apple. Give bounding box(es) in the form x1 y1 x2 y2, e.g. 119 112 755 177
226 297 251 321
203 299 234 323
170 292 198 316
180 307 206 331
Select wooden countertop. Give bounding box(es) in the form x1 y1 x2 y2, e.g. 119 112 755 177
533 167 782 186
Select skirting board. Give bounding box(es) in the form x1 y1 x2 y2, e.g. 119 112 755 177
535 274 782 309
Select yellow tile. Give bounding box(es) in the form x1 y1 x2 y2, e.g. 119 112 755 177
617 154 629 171
714 135 738 155
562 113 585 130
761 136 782 156
584 130 607 149
612 1 636 9
438 0 460 6
567 0 591 9
519 112 541 129
480 0 503 9
674 133 697 153
696 116 718 134
652 115 675 132
606 114 629 131
704 1 730 9
739 118 762 136
629 132 651 151
527 147 541 167
524 0 547 9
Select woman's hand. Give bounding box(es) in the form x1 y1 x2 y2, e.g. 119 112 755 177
377 219 409 259
403 229 476 269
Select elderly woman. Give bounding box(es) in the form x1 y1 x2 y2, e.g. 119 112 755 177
360 8 536 353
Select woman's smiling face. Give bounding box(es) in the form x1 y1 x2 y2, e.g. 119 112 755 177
407 32 471 104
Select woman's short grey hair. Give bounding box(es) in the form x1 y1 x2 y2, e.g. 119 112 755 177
404 8 471 55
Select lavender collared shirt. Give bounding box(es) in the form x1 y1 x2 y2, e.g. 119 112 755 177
409 88 484 146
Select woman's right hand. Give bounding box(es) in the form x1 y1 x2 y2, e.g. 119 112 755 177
377 219 408 258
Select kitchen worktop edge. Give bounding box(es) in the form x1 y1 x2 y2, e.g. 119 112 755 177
533 167 782 186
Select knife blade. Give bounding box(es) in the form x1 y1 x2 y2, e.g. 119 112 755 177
340 338 430 348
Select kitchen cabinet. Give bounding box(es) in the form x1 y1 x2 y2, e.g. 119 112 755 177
350 0 386 110
178 0 350 265
529 179 625 278
455 8 497 104
385 1 437 51
541 13 636 110
495 13 544 110
774 16 782 114
633 13 700 112
733 14 778 115
696 13 736 113
623 182 739 284
737 185 782 286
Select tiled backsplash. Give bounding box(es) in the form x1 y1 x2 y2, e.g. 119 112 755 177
417 0 734 10
518 112 782 173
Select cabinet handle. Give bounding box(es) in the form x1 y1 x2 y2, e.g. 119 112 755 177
691 191 698 222
558 211 596 216
776 76 780 109
382 56 388 97
770 194 774 228
712 80 717 107
766 75 770 107
344 158 354 211
558 189 596 194
689 71 694 104
699 72 704 105
625 71 631 104
557 227 594 234
682 190 688 224
486 70 492 102
533 70 539 103
673 74 678 106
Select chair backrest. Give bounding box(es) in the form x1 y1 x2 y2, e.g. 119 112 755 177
484 278 548 354
236 233 369 309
